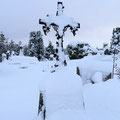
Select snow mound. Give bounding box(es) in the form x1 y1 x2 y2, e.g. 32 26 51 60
68 40 89 47
91 72 103 83
8 56 38 64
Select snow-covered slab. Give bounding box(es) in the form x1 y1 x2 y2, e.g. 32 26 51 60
72 55 113 84
38 66 85 118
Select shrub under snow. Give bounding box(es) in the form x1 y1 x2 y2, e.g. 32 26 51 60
67 41 97 60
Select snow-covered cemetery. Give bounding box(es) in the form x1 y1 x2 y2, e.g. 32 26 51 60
1 1 120 120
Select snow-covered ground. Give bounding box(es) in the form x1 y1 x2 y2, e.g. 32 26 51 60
0 55 120 120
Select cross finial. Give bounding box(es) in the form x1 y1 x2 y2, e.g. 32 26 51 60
56 2 64 16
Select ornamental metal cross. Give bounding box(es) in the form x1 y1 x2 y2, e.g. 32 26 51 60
39 2 80 67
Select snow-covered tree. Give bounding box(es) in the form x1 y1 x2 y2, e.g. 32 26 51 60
45 41 55 60
28 31 44 61
110 27 120 54
67 41 94 60
23 45 28 56
8 40 16 55
0 33 7 62
7 40 23 56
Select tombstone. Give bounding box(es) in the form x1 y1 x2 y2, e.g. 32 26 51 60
39 2 80 68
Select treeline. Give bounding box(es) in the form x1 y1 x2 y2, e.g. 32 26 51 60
0 27 120 61
0 31 55 62
0 33 23 61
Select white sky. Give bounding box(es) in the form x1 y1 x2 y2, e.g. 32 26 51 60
0 0 120 48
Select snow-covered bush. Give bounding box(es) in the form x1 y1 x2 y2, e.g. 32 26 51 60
103 42 111 55
67 41 97 60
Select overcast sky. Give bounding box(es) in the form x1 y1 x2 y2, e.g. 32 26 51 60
0 0 120 48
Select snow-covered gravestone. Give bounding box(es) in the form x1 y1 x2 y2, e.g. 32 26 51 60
39 2 80 67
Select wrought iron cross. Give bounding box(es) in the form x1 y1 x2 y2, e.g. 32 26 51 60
39 2 80 67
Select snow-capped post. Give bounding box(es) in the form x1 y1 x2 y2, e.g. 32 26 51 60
112 49 120 79
76 67 80 76
39 2 80 68
38 91 46 120
111 28 120 79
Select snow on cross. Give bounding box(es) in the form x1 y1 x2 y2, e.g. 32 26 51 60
39 2 80 68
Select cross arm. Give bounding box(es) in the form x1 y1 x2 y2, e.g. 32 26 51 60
39 19 59 35
64 23 80 36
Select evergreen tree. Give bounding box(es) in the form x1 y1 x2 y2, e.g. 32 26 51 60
28 31 44 61
45 41 55 60
8 40 21 55
8 40 15 55
110 27 120 54
23 45 28 56
0 33 7 62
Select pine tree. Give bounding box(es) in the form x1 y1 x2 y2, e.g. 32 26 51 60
28 31 44 61
110 27 120 54
23 45 28 56
8 40 22 55
45 41 55 60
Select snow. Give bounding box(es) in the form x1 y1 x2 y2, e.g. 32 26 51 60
68 40 89 47
103 42 108 45
42 15 79 31
84 79 120 120
74 55 112 84
45 110 89 120
91 72 103 83
0 55 120 120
